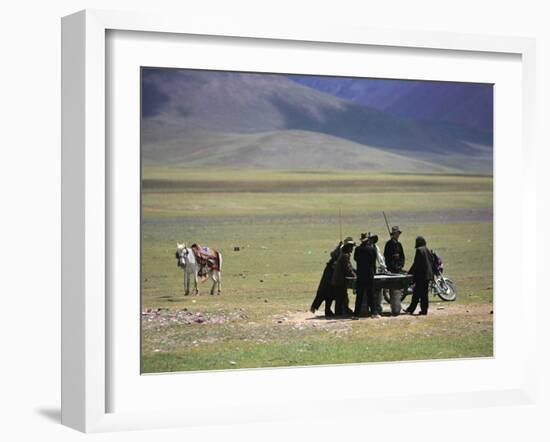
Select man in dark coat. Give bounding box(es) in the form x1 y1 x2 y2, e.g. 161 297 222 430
384 226 405 272
310 240 343 317
353 233 378 318
331 239 356 316
405 236 434 315
384 226 406 315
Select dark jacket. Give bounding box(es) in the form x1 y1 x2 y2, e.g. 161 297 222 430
408 246 434 282
353 242 377 280
384 238 405 272
331 252 355 287
310 243 342 311
329 243 342 262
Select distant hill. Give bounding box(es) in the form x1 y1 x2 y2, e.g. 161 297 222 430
142 69 493 173
142 123 455 172
288 76 493 134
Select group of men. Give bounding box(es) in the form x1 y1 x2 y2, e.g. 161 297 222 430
310 226 434 319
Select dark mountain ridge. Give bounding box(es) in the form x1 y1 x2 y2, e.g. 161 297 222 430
287 75 493 134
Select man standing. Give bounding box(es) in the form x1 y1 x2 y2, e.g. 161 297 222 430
405 236 434 315
331 238 356 316
368 232 386 315
310 238 349 317
370 233 387 274
353 233 378 318
384 226 405 315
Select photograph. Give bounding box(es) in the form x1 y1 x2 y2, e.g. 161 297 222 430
140 67 494 373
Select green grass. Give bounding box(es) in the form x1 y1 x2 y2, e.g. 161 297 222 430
142 333 493 373
141 167 493 373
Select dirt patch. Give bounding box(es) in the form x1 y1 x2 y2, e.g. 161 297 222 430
280 303 492 326
142 307 248 329
273 311 353 334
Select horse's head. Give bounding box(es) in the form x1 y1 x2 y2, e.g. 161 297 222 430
175 242 189 268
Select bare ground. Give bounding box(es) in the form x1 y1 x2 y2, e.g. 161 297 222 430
142 302 493 356
274 302 493 331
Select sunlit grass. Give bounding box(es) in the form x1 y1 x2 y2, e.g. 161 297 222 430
141 167 493 372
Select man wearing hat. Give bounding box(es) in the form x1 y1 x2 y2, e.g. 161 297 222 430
310 237 352 317
353 233 378 318
384 226 406 315
331 237 356 316
404 236 434 315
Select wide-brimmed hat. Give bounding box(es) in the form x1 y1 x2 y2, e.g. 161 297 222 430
359 232 369 242
343 236 355 245
391 226 402 235
368 232 379 243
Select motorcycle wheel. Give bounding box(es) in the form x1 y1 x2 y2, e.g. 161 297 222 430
434 277 457 301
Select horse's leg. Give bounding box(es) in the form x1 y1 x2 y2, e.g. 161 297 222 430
216 270 221 295
192 267 199 295
210 271 215 295
209 271 221 295
184 269 190 296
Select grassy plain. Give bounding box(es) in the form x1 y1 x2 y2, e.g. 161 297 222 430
141 167 493 373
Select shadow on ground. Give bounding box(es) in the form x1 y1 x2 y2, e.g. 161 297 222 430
35 408 61 423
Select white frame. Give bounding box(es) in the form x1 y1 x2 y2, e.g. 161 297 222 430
61 9 537 433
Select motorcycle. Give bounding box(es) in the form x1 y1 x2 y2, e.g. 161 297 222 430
382 251 457 303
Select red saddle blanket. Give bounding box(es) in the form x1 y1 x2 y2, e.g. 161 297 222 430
191 245 220 271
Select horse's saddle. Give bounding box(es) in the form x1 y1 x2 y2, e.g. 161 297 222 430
191 245 220 271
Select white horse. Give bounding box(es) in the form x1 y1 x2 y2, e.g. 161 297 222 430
175 243 222 296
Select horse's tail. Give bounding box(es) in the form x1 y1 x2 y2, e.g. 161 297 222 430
216 251 223 271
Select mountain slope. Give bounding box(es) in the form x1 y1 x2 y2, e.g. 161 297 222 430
142 69 492 173
288 75 493 133
142 122 455 172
